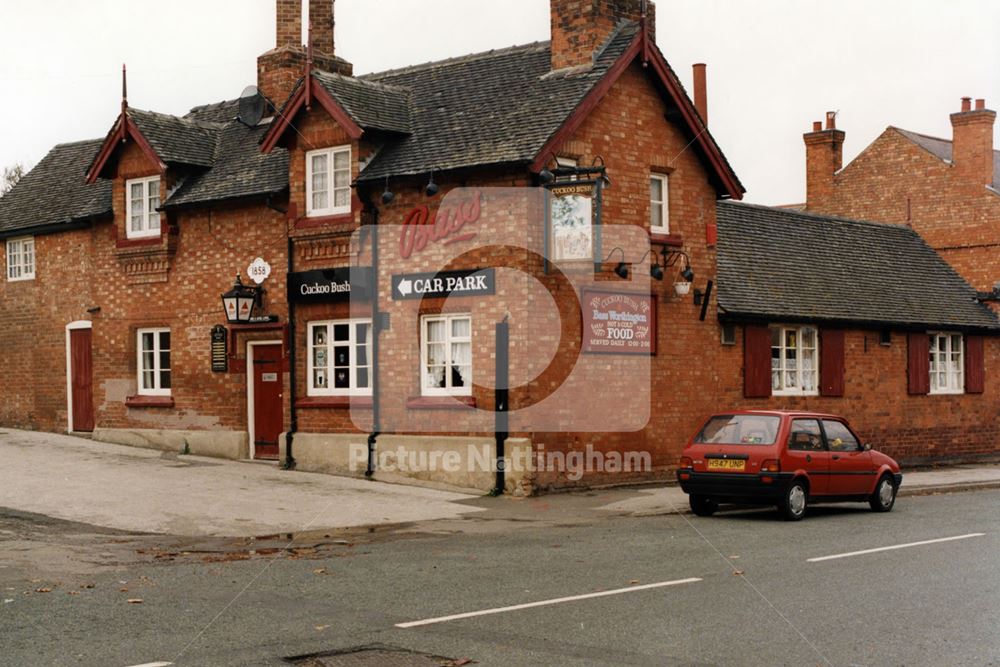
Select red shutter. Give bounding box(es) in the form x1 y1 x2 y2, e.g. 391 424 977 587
907 332 930 395
965 335 985 394
820 329 845 397
744 324 772 398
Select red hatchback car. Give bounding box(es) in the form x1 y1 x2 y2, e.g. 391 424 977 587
677 411 902 520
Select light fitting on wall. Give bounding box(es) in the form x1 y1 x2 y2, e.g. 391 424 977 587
424 172 439 197
381 177 395 205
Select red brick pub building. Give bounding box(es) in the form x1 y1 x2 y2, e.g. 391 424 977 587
1 1 997 493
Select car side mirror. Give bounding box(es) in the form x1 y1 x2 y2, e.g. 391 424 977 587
863 443 872 452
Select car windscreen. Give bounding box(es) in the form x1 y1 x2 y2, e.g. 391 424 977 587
694 415 781 445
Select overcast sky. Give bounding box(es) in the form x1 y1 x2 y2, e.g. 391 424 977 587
1 0 997 204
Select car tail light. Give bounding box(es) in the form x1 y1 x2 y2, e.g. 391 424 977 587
761 459 781 473
679 456 693 469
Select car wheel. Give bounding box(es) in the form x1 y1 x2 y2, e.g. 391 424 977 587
779 480 808 521
689 494 718 517
869 474 897 512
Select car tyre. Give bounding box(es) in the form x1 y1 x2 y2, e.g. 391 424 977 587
779 480 808 521
689 494 718 517
869 474 897 513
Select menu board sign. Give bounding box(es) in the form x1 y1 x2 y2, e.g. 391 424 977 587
581 289 657 355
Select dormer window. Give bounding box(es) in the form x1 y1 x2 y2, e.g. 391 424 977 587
126 176 161 239
306 146 351 217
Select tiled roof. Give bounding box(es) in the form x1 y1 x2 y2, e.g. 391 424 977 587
716 201 1000 331
893 127 1000 191
354 22 641 182
164 122 288 209
185 98 241 124
0 140 111 237
128 108 219 167
312 71 412 134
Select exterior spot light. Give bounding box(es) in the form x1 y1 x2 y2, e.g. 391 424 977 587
425 172 439 197
381 177 395 205
603 247 629 278
650 263 664 281
539 168 555 185
681 265 695 282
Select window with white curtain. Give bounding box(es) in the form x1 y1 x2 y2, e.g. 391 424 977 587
929 332 964 394
770 325 818 395
125 176 161 239
306 146 351 217
6 236 35 281
421 313 472 396
650 173 669 233
137 328 171 396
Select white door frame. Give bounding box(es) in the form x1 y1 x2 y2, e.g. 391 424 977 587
65 320 93 433
246 339 283 460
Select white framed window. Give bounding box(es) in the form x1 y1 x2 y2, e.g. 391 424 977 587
929 332 964 394
308 319 372 396
306 146 351 217
650 173 669 234
125 176 161 239
137 328 171 396
421 313 472 396
6 236 35 281
771 325 818 395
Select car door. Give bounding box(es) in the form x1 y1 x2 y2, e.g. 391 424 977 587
822 419 875 496
783 418 830 495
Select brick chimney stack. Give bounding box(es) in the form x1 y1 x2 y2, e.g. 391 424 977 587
257 0 352 108
550 0 655 71
692 63 708 125
950 96 996 189
804 111 846 208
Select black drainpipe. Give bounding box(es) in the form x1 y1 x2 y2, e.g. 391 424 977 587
268 195 296 469
365 194 381 478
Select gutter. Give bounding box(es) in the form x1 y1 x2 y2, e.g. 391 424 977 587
0 216 105 240
364 190 381 478
266 196 297 469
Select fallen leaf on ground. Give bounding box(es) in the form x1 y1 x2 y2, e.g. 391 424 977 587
127 599 143 604
81 584 95 589
312 568 329 575
67 591 79 596
733 570 745 576
628 580 640 584
314 625 330 631
35 588 52 593
119 588 129 592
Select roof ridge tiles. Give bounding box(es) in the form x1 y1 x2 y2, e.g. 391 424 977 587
719 200 914 232
360 40 550 81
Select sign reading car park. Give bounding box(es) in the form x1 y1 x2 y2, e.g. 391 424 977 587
391 269 495 301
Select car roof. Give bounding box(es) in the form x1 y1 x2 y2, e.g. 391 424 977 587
710 410 846 420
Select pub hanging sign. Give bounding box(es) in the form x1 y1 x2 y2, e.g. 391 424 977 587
544 167 605 272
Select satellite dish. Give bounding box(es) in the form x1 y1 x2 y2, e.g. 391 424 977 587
238 85 267 127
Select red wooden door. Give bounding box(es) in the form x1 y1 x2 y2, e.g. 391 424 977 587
252 344 283 460
70 328 95 432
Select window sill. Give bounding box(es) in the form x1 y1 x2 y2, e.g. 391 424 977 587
125 395 175 408
772 391 819 397
117 235 163 248
6 276 35 282
406 395 477 410
296 396 373 409
649 232 683 247
929 390 965 396
296 212 354 229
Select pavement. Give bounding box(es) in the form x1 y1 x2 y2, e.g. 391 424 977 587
2 427 1000 538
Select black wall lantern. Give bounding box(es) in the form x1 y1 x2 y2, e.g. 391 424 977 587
222 274 260 324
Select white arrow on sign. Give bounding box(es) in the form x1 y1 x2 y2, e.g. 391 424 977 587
397 278 413 297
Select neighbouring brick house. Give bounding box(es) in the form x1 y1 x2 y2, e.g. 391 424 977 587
802 101 1000 292
1 0 998 494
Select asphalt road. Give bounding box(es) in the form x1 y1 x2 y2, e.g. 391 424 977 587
1 490 998 667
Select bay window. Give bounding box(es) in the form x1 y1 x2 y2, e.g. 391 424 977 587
421 313 472 396
308 319 372 396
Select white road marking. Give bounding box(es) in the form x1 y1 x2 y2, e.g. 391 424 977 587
808 533 986 563
124 663 172 667
395 577 702 628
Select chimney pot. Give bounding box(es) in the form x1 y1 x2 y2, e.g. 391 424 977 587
692 63 708 125
550 0 654 71
961 97 972 112
825 111 837 130
975 98 986 111
813 121 823 132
